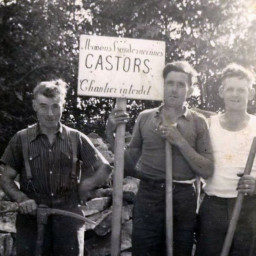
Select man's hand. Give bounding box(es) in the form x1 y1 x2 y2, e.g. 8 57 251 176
106 109 129 133
19 199 37 215
106 109 129 152
158 124 186 147
79 190 90 205
237 174 256 196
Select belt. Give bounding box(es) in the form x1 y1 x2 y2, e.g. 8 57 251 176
205 194 256 202
141 178 194 189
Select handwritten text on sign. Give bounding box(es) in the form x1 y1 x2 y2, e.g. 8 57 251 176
78 35 165 100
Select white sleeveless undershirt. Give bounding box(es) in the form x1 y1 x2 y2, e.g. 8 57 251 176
204 114 256 198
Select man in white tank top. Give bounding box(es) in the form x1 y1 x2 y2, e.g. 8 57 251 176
196 63 256 256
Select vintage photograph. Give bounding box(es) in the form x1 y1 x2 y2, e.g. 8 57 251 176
0 0 256 255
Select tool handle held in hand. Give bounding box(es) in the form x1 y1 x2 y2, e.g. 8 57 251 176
220 137 256 256
166 141 173 256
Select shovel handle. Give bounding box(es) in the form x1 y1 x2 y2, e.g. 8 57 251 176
221 137 256 256
166 141 173 256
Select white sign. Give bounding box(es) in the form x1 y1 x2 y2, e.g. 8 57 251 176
78 35 165 101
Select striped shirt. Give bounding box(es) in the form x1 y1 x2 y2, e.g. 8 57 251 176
0 123 109 197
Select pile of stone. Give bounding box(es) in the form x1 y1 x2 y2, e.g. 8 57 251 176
0 132 139 256
0 191 16 256
82 175 138 256
83 132 139 256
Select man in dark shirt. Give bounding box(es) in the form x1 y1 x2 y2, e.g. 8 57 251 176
106 61 214 256
0 79 111 256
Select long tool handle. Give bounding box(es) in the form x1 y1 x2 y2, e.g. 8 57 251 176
111 98 127 256
166 141 173 256
221 137 256 256
35 223 45 256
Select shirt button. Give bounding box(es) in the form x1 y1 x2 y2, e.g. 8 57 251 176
51 193 54 196
49 149 52 152
49 171 53 174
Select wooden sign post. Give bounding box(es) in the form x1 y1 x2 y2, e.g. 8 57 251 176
78 35 165 255
111 98 126 256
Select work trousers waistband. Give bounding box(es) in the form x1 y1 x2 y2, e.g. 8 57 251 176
140 178 194 190
26 192 80 207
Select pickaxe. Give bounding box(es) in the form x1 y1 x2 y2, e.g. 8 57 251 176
0 203 95 256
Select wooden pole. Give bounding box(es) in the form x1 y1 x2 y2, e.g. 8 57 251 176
220 137 256 256
165 141 173 256
111 98 127 256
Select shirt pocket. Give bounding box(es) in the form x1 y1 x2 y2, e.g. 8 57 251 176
29 152 41 175
60 151 74 189
60 151 73 175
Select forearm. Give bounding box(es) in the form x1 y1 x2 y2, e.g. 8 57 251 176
0 176 29 203
105 126 115 153
176 139 213 179
124 148 141 178
79 163 111 192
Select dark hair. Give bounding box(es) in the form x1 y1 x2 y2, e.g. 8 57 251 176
162 61 198 86
221 63 255 85
33 79 68 103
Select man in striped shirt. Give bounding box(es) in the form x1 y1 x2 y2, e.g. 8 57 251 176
0 79 111 256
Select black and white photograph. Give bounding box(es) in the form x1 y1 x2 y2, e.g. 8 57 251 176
0 1 256 255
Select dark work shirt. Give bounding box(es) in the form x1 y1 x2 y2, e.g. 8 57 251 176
125 105 213 181
0 123 109 197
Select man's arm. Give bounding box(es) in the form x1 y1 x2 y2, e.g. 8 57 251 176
78 160 111 202
0 165 37 214
174 134 213 179
160 120 214 179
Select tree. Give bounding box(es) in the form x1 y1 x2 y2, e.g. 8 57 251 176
0 0 255 154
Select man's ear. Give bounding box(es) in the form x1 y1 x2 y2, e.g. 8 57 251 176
32 100 37 112
249 87 255 100
219 85 224 98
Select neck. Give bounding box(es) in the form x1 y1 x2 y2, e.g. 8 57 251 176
163 104 184 114
40 125 58 136
162 104 185 123
221 109 250 131
224 109 248 121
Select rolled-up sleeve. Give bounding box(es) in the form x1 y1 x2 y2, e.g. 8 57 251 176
79 133 110 171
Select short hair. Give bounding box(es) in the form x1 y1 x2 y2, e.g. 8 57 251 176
221 63 255 86
33 79 68 103
162 61 198 86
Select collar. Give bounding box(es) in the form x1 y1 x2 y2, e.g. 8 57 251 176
29 122 64 142
155 104 192 121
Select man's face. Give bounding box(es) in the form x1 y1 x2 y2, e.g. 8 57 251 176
163 71 193 108
33 94 64 130
219 77 255 112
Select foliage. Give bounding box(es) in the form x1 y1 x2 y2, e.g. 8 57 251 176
0 0 256 154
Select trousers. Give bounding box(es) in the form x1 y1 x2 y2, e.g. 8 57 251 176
132 179 197 256
16 194 85 256
195 194 256 256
